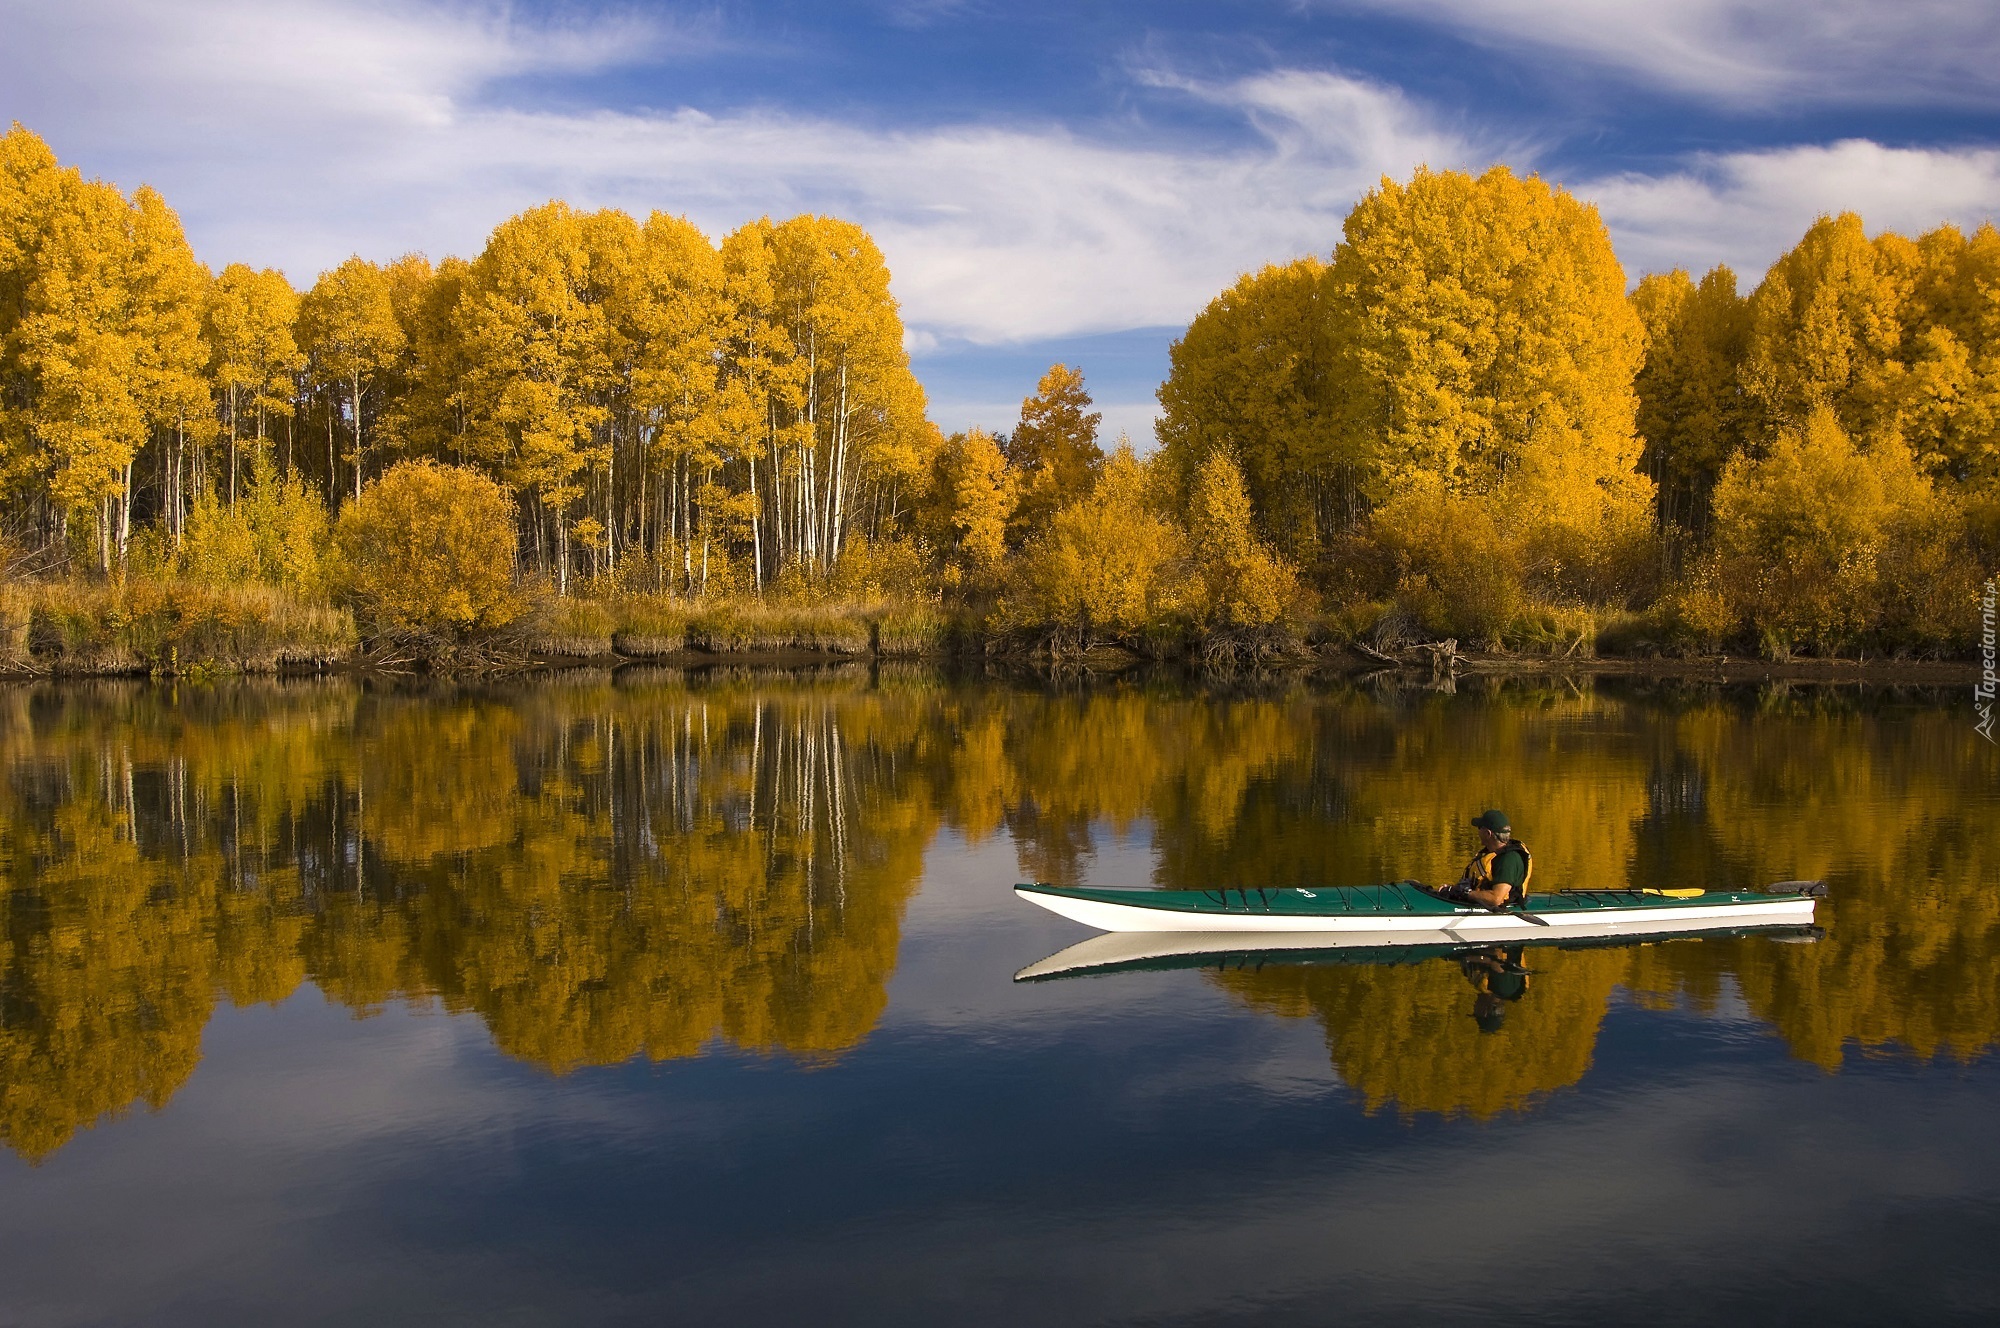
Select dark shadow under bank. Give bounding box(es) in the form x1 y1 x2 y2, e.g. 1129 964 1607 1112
0 641 1982 692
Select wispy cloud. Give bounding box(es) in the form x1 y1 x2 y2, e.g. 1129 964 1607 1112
1 2 1491 343
1325 0 2000 106
1586 139 2000 281
7 0 2000 362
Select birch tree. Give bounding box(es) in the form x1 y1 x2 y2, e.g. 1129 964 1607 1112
298 256 405 503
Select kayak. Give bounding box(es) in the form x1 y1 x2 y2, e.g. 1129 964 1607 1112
1013 880 1824 941
1013 922 1823 983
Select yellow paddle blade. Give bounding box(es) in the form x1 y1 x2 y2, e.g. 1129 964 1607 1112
1639 887 1708 898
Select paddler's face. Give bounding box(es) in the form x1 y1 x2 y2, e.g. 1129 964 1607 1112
1477 827 1503 851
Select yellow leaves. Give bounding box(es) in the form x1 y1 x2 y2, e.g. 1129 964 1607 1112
1006 363 1102 543
1706 405 1967 653
9 169 145 515
204 263 302 435
298 255 406 489
1183 448 1298 632
126 186 212 446
455 200 614 494
999 444 1183 643
923 426 1014 581
1633 264 1750 529
334 459 521 640
1332 166 1644 504
1157 257 1340 553
179 454 332 597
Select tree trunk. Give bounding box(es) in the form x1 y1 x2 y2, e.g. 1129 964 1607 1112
118 461 132 566
749 453 763 595
352 372 364 502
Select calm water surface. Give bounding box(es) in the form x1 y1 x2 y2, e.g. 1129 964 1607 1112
1 669 1996 1326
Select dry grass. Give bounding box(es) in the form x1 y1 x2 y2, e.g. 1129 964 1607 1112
873 604 949 657
530 595 617 658
4 579 358 674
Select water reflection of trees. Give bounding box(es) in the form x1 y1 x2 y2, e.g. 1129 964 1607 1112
0 676 940 1161
3 675 1997 1157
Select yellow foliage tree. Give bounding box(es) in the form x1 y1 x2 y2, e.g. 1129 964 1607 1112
1157 257 1348 553
203 263 302 502
999 444 1182 647
922 426 1015 585
127 185 215 555
454 201 613 593
298 256 406 502
1330 167 1648 519
1183 447 1298 634
1633 264 1751 532
1706 406 1966 653
180 453 332 595
335 459 521 641
1005 363 1101 545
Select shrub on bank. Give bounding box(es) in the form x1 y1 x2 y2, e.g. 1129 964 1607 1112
335 460 522 648
1705 409 1975 657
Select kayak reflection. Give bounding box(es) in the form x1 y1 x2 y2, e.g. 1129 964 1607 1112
1017 927 1822 1119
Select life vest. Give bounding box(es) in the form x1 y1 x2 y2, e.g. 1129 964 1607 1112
1461 839 1533 907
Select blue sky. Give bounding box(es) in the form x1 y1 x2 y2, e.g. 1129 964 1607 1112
7 1 2000 444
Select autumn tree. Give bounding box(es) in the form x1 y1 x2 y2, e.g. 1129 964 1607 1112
622 211 734 589
761 215 931 576
1183 448 1298 634
298 256 405 503
1005 363 1101 545
1157 258 1347 552
335 459 521 642
451 201 613 591
180 453 332 596
921 426 1015 587
204 263 302 503
126 186 215 553
1632 265 1750 533
378 253 474 466
1863 222 2000 487
1705 406 1965 653
1332 166 1649 518
999 444 1181 647
1739 213 1903 443
8 168 145 570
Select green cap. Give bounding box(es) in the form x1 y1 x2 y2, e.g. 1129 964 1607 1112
1470 809 1511 833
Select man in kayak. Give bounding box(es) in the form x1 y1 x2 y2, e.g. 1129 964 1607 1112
1433 810 1531 909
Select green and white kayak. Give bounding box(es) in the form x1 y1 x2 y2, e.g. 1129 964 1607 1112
1013 880 1824 940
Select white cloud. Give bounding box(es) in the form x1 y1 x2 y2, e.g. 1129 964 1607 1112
8 0 2000 375
1328 0 2000 106
0 0 1491 345
1584 140 2000 283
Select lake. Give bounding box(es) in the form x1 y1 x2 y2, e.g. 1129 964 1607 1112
1 668 1996 1325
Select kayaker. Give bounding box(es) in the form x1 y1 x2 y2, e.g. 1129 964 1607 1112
1435 810 1531 909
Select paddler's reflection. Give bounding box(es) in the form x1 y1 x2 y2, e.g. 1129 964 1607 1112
1462 945 1532 1033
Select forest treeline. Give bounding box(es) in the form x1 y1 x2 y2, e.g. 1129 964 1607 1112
1 122 1994 667
2 676 1993 1158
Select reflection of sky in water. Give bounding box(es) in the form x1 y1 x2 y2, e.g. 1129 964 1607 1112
1 676 1997 1324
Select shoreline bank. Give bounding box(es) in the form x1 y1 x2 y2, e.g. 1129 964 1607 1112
2 642 1978 687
